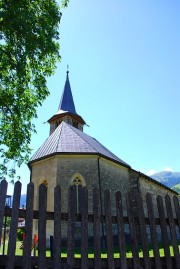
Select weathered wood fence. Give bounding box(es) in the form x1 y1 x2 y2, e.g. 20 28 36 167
0 180 180 269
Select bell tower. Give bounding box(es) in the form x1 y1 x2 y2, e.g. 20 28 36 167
48 70 86 135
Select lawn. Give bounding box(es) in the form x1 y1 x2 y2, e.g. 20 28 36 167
0 240 179 258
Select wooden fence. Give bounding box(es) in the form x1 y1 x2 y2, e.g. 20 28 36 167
0 179 180 269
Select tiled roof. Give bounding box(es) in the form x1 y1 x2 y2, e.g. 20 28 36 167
29 122 130 167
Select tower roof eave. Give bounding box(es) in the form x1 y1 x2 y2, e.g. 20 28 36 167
47 111 86 125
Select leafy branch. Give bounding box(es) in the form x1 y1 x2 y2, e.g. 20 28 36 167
0 0 68 181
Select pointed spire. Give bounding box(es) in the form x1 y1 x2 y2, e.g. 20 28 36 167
48 69 86 135
58 68 77 114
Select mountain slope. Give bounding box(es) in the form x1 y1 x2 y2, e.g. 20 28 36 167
151 171 180 189
171 183 180 194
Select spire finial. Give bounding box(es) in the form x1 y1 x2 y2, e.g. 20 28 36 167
67 65 69 75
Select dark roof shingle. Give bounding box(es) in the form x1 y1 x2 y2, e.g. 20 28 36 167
29 122 130 167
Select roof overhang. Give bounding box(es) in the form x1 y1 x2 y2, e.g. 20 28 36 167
48 111 86 125
28 152 131 169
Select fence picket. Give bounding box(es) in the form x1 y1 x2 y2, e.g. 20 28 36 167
173 196 180 233
115 191 127 269
136 193 151 269
0 180 8 244
104 189 115 269
81 187 88 269
23 182 34 269
146 193 162 269
53 185 61 269
93 187 101 269
67 186 76 269
6 181 21 269
38 184 47 269
157 195 173 269
0 183 179 269
126 192 142 269
165 195 180 269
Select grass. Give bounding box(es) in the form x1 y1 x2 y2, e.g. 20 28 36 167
46 244 178 258
1 240 179 258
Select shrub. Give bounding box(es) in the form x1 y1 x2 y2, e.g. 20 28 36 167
17 228 25 241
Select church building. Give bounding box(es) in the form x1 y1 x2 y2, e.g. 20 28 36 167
28 71 177 237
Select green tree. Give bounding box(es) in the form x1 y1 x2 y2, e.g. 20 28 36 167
0 0 69 180
172 184 180 194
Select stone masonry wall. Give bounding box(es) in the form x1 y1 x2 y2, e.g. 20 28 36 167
139 176 177 217
56 155 100 213
30 154 178 242
98 158 130 215
30 156 57 237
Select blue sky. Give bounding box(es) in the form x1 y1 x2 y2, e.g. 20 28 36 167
8 0 180 194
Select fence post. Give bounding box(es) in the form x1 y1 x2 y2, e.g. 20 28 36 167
93 187 101 269
165 195 180 268
0 180 8 247
115 191 127 269
53 185 61 269
81 187 88 269
146 193 162 269
126 191 143 269
173 196 180 233
67 186 76 269
104 189 115 269
23 182 34 269
38 183 47 269
6 181 22 269
157 195 173 269
135 193 151 269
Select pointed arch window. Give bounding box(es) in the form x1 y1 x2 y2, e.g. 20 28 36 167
39 177 48 188
70 174 85 214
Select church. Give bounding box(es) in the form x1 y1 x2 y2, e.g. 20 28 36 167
28 70 177 237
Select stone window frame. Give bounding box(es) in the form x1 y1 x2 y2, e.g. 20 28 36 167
39 177 48 188
70 173 86 213
70 173 86 187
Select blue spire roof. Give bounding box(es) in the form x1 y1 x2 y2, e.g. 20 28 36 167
58 71 77 114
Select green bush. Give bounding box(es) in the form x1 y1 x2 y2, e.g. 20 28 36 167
17 228 25 241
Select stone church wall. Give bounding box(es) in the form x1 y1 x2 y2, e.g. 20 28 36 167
30 156 58 237
55 155 131 214
139 176 177 217
30 154 178 243
98 158 130 215
56 155 100 213
30 156 57 211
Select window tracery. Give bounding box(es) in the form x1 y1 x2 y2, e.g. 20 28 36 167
70 173 85 213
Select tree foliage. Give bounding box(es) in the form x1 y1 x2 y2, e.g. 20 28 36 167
0 0 69 180
61 0 70 8
172 186 180 194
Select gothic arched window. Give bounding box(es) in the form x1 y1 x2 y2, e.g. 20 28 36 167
39 177 48 188
70 174 85 214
